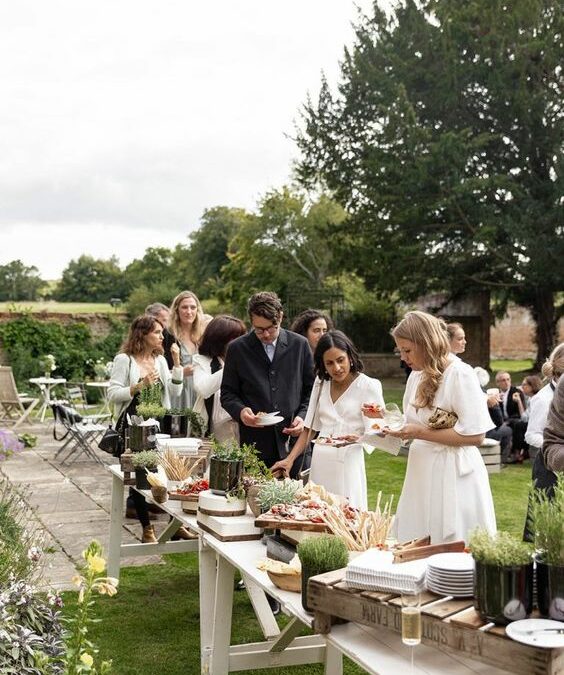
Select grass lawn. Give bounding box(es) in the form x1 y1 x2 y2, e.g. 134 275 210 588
0 301 122 314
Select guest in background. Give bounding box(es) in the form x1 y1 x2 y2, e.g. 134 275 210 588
108 315 186 543
514 375 543 423
495 370 527 461
145 302 170 330
447 322 467 357
193 315 246 443
290 309 334 353
163 291 208 409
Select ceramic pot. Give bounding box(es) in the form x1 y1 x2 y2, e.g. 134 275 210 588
129 424 159 452
536 561 564 621
161 414 188 438
134 466 158 490
208 457 243 495
474 561 534 625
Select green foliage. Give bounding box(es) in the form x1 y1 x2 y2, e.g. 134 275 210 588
0 315 126 387
295 0 564 364
131 450 160 468
531 474 564 566
243 443 273 482
210 438 247 461
18 433 38 448
257 479 301 511
55 254 128 303
469 529 533 567
297 534 349 573
0 259 44 301
125 280 181 318
0 478 42 586
136 402 167 419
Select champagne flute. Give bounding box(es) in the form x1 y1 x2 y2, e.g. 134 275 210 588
383 403 405 431
401 592 421 672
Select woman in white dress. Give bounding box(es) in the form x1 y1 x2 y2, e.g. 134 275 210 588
193 315 246 443
384 311 496 544
271 330 384 509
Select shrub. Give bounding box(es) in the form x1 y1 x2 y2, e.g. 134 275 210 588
297 535 349 574
531 474 564 566
469 529 533 567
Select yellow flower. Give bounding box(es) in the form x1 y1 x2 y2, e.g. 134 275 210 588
86 554 106 574
71 574 83 587
80 652 94 667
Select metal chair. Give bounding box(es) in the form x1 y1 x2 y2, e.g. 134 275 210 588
0 366 39 428
51 401 107 465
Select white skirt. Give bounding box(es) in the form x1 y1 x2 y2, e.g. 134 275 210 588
310 442 367 510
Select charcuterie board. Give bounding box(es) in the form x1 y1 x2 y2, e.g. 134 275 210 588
254 514 330 533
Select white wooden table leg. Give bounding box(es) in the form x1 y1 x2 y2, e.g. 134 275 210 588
199 539 217 659
211 554 235 675
241 572 280 639
107 472 124 580
324 641 343 675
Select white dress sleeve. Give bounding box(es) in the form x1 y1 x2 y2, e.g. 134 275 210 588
448 362 494 436
525 386 552 448
304 378 323 431
193 354 223 399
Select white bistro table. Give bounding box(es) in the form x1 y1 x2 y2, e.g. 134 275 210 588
86 381 111 415
29 376 67 422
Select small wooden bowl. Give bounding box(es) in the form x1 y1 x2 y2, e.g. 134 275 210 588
267 570 301 593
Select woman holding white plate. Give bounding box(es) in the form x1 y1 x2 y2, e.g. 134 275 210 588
384 311 496 544
271 330 384 509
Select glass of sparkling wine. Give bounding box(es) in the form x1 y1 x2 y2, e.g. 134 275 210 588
401 592 421 671
383 403 405 431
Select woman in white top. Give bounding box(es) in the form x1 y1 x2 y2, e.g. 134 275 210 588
447 322 466 357
193 315 246 443
271 330 384 509
383 311 496 544
108 314 183 543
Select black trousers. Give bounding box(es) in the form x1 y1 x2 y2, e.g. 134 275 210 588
129 487 150 527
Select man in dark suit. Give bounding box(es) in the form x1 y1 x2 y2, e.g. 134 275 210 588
495 371 527 460
221 291 314 472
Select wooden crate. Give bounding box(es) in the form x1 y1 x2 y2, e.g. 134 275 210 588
480 440 501 473
308 569 564 675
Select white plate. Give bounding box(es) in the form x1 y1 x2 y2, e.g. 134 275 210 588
256 411 280 419
427 552 474 572
505 619 564 648
255 415 284 427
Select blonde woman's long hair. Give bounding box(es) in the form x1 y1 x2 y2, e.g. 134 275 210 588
541 342 564 382
392 310 451 409
169 290 205 345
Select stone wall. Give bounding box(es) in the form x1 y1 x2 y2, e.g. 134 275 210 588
491 306 564 360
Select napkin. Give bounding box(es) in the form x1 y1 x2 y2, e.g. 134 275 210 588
346 548 427 594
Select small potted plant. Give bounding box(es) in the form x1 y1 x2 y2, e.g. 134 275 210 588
131 384 165 451
208 439 246 495
131 450 160 490
531 475 564 621
297 535 349 612
39 354 56 379
470 529 534 625
242 445 273 517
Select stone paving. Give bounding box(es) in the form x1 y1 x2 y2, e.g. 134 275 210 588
0 422 164 590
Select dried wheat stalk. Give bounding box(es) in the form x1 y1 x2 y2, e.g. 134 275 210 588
159 448 204 481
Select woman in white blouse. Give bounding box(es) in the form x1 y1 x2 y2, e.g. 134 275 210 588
193 315 246 443
108 314 184 543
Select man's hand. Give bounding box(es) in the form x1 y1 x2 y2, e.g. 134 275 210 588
283 416 304 437
270 457 293 477
240 408 259 427
487 393 501 408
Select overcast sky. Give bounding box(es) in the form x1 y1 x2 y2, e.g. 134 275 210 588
0 0 378 280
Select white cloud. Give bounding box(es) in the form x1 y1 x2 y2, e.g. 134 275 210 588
0 0 378 277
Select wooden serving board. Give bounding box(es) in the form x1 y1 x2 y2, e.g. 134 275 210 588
254 515 330 533
308 569 564 675
197 511 263 542
168 492 200 502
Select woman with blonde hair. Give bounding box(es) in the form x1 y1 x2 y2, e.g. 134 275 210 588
382 311 496 543
446 322 466 356
163 290 208 409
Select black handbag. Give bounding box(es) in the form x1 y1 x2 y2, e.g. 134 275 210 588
98 424 122 456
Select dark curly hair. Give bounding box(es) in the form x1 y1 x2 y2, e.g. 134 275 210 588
121 315 164 357
290 309 334 337
313 330 364 381
199 315 247 358
247 291 283 323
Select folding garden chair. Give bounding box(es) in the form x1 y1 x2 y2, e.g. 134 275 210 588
51 402 107 465
0 366 39 428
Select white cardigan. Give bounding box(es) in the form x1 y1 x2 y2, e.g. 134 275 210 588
525 382 556 449
107 353 183 421
192 353 238 443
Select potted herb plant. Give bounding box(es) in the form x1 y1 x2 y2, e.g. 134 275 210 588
297 535 348 612
470 529 534 625
257 479 301 513
131 384 165 451
531 475 564 621
131 450 160 490
208 439 246 496
242 444 274 517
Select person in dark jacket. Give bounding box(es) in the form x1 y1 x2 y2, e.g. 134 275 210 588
220 292 314 474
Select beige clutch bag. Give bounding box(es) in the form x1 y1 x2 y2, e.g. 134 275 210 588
427 407 458 430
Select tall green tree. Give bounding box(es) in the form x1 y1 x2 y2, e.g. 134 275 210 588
0 260 44 301
54 255 127 302
296 0 563 367
219 187 346 313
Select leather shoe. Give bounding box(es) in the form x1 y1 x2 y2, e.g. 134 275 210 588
267 595 280 616
172 526 198 540
142 525 157 543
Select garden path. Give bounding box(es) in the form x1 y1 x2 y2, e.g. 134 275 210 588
0 423 164 591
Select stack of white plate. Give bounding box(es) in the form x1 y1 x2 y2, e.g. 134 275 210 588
157 437 202 455
425 552 474 597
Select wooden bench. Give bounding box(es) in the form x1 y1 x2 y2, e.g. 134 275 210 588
480 438 501 473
